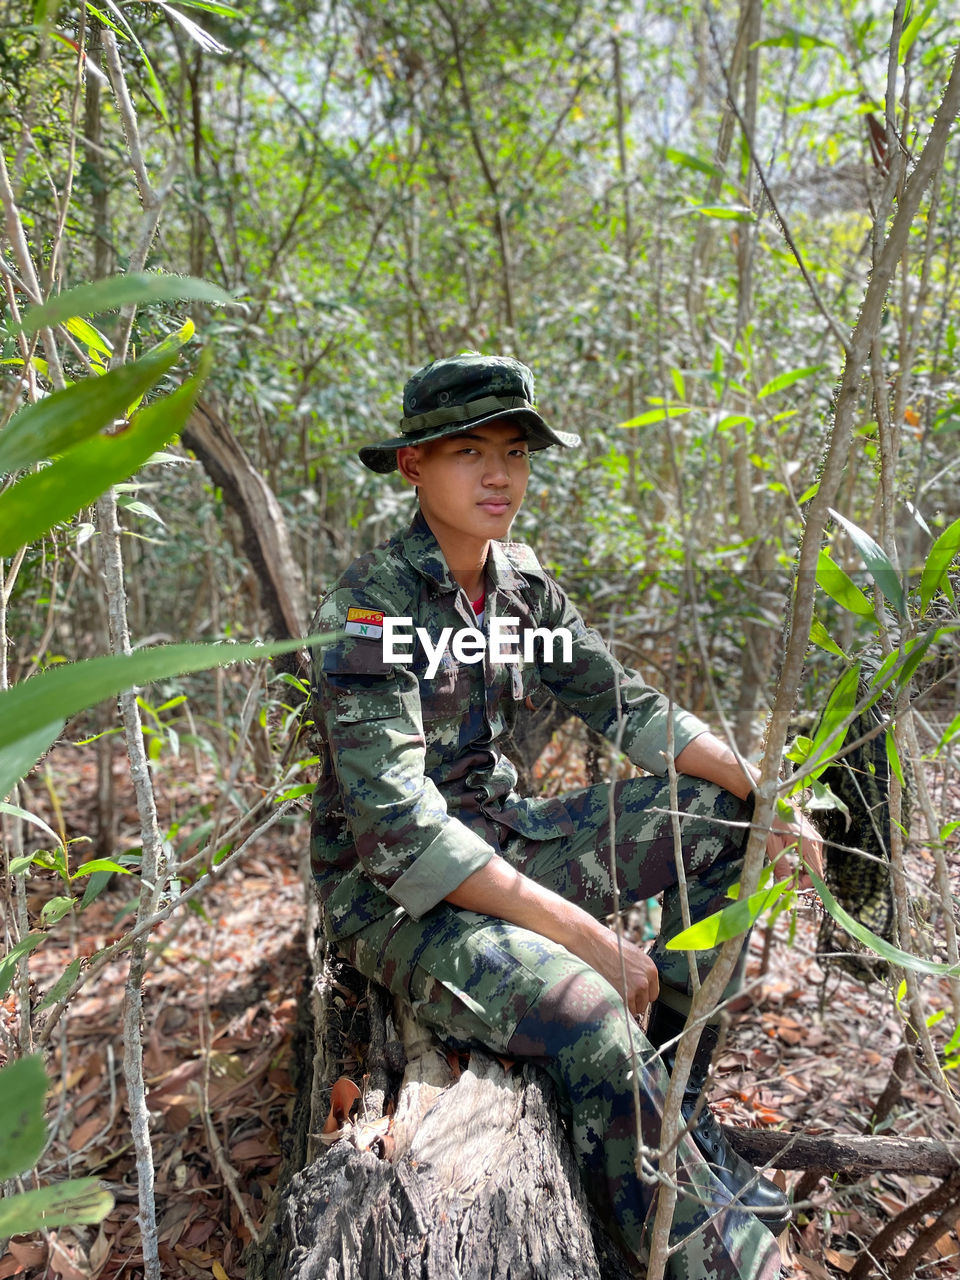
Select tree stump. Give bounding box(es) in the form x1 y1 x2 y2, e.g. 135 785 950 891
249 906 634 1280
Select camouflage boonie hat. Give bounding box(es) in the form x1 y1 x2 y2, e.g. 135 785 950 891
359 353 581 474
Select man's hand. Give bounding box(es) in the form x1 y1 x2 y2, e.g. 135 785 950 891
768 808 824 889
674 732 825 889
447 857 660 1018
581 928 660 1019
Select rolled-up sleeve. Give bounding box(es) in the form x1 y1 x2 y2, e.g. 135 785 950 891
315 595 494 919
535 578 710 774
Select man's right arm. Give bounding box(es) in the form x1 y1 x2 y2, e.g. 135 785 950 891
446 856 659 1017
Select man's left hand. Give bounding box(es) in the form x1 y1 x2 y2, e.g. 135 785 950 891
768 809 824 889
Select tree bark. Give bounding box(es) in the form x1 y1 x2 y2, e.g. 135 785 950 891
182 399 308 671
723 1125 960 1177
273 1051 633 1280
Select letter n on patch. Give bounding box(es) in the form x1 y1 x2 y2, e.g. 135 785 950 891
345 607 384 639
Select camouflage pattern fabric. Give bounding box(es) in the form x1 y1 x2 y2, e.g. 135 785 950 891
309 509 709 939
342 775 777 1278
359 352 580 473
310 512 778 1277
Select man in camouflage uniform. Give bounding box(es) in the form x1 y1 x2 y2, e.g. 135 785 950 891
310 354 822 1279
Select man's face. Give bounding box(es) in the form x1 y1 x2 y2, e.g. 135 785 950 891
397 420 531 548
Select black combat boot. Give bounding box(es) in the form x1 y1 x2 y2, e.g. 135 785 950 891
646 1001 791 1236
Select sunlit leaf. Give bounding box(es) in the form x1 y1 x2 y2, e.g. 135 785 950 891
0 356 209 555
807 663 862 772
808 615 846 658
690 205 755 221
0 347 180 475
619 405 693 427
666 881 792 951
885 728 906 788
810 867 960 977
899 0 937 61
15 273 231 340
0 1179 114 1236
816 549 875 618
829 509 907 617
0 1055 48 1179
919 515 960 615
757 363 824 400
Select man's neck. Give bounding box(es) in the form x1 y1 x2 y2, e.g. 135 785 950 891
419 510 489 599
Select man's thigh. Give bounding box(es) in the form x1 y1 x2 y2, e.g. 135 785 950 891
342 903 615 1054
508 773 752 918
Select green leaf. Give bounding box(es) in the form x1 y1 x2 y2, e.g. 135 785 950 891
40 895 75 926
809 867 960 977
807 663 862 771
919 515 960 615
666 881 791 951
70 858 132 879
690 205 755 221
275 783 314 801
0 800 62 848
935 715 960 758
807 779 851 824
0 1055 48 1179
100 0 170 121
885 728 906 788
0 346 180 475
36 956 84 1012
619 405 693 428
169 0 239 15
64 315 113 357
816 549 876 618
829 508 907 617
899 0 937 61
0 355 209 556
0 1178 114 1236
80 870 114 910
757 363 824 400
808 615 846 658
661 147 725 180
0 718 65 803
0 933 46 999
0 636 321 760
753 28 845 57
15 273 231 340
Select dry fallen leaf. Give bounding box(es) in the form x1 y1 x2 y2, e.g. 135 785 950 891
824 1247 856 1273
321 1076 362 1139
794 1252 832 1280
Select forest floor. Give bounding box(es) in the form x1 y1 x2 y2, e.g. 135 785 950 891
3 736 959 1280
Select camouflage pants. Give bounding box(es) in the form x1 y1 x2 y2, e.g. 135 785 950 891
342 775 780 1280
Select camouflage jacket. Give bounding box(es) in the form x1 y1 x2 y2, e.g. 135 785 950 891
309 510 709 938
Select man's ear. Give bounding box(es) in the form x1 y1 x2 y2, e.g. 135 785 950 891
396 444 423 486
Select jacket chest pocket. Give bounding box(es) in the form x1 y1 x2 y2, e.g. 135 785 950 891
416 656 473 722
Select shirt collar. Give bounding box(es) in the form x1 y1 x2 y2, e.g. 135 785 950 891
400 509 531 596
400 510 460 593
